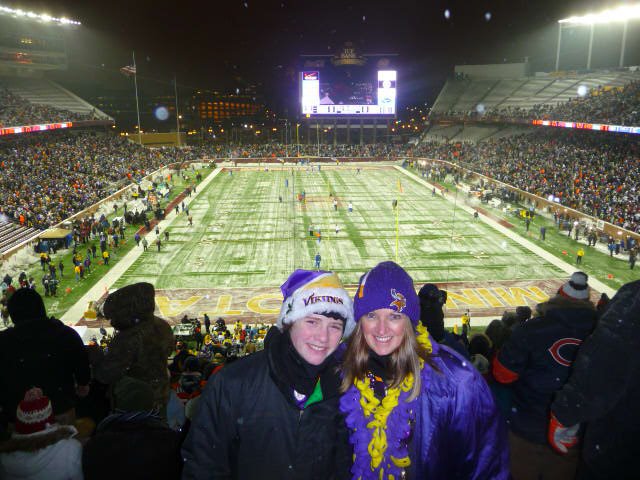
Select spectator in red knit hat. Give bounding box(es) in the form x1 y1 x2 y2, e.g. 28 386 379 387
0 387 83 479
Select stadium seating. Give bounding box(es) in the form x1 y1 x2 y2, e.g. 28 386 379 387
420 124 530 143
0 76 112 120
412 129 640 233
0 220 38 255
431 70 640 123
0 132 200 236
448 125 501 142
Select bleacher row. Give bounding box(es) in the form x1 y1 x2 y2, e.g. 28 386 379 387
431 70 639 114
419 124 531 143
0 220 38 255
0 76 112 123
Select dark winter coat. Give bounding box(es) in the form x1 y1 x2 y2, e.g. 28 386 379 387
0 317 90 421
552 280 640 479
494 295 597 444
93 316 174 408
181 329 351 480
83 412 182 479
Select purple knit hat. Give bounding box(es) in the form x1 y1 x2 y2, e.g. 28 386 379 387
353 261 420 325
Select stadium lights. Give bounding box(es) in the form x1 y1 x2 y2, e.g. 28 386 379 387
0 5 81 25
558 4 640 24
555 3 639 70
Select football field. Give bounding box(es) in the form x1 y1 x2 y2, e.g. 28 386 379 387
86 164 583 325
116 165 567 287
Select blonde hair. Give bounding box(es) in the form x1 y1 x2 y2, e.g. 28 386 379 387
340 317 435 401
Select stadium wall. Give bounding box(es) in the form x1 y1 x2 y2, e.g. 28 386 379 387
128 132 187 147
211 157 391 164
454 63 529 79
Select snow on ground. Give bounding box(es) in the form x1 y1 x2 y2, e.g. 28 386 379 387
112 165 565 290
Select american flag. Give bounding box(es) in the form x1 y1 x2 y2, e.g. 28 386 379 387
120 64 136 76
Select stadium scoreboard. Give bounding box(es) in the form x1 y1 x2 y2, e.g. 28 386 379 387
300 44 397 119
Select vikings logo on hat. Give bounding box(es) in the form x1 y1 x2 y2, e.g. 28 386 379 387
390 289 406 312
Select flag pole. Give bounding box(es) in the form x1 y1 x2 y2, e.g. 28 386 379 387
132 51 142 145
174 73 181 147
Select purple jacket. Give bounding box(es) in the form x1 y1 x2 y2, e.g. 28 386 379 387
410 341 510 479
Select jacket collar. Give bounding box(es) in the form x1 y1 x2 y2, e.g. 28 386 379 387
0 425 77 453
265 327 341 406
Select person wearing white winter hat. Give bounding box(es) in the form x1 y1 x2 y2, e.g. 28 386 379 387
182 269 353 480
556 271 590 301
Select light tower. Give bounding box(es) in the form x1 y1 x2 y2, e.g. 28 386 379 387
555 3 640 70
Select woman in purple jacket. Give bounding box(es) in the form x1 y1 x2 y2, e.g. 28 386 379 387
340 261 510 479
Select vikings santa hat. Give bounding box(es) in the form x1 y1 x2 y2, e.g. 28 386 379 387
277 270 355 337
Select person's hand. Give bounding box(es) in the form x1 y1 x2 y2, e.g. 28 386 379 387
76 384 90 398
548 412 579 454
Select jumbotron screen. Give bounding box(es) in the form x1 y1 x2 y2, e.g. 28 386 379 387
300 64 396 117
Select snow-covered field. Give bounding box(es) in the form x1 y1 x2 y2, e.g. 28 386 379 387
113 166 564 290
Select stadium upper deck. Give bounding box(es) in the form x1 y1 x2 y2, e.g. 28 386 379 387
430 69 640 122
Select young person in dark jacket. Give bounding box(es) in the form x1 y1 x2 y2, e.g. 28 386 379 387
418 283 469 359
182 270 355 480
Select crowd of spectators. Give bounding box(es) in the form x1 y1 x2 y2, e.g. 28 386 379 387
3 271 638 479
505 81 639 126
1 125 638 239
0 132 199 229
433 80 640 126
196 142 403 159
0 85 96 128
0 282 270 478
411 129 640 232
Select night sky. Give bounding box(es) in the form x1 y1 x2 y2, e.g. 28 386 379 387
5 0 637 114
